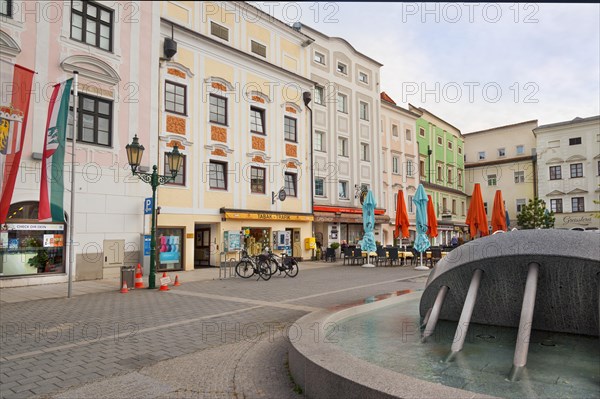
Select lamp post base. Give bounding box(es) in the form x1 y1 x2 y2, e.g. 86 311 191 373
414 265 430 271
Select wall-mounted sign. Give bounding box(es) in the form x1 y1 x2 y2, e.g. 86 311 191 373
43 234 64 247
6 224 64 231
224 212 313 221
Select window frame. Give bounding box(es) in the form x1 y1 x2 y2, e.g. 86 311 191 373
405 129 412 141
392 156 399 174
250 166 266 194
437 136 443 146
250 40 266 57
549 165 562 180
516 145 525 155
571 197 585 212
419 127 425 137
68 92 113 147
478 151 486 160
338 137 348 157
337 93 348 113
284 172 297 197
360 143 369 162
358 72 368 83
250 106 266 135
314 86 324 105
516 199 526 213
314 177 325 197
550 198 563 213
1 0 12 17
314 51 325 65
284 116 297 142
392 124 399 137
498 148 506 157
336 62 347 75
70 0 114 52
314 131 325 152
164 81 187 116
209 94 227 125
210 21 229 41
487 174 497 186
570 163 583 178
569 137 582 145
209 160 227 190
514 171 525 183
359 101 369 121
338 180 349 200
164 153 186 186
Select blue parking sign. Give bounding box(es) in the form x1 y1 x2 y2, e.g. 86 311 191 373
144 198 153 215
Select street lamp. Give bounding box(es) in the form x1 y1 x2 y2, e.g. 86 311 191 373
126 134 183 289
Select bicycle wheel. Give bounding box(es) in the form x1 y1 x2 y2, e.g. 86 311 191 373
257 260 272 281
265 258 278 276
236 260 254 278
284 259 299 277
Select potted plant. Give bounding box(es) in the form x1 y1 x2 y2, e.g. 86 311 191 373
27 249 50 273
329 242 340 258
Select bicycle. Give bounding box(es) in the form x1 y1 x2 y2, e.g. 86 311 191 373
264 248 299 278
235 249 272 281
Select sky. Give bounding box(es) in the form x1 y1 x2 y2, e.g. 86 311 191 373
251 2 600 132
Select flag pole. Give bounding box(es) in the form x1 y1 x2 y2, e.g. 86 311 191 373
67 71 78 299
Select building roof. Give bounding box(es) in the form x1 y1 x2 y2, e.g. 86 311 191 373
464 120 538 136
380 91 396 105
408 104 462 135
533 115 600 133
381 92 422 119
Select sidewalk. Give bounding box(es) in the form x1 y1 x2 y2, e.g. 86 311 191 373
0 261 339 304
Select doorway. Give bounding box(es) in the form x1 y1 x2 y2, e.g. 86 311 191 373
194 228 211 268
286 228 301 259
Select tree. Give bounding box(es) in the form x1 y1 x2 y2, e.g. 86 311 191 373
517 198 555 229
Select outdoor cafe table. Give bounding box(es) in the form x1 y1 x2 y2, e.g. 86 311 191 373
425 251 449 259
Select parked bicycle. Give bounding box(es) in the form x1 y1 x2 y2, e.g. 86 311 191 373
235 249 272 280
263 248 299 278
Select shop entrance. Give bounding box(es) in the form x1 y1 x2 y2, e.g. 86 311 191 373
194 227 211 268
286 228 301 258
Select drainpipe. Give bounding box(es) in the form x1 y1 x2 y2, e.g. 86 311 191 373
303 91 314 259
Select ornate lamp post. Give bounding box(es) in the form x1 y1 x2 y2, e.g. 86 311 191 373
126 134 183 289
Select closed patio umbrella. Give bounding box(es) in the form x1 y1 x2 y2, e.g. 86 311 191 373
394 190 410 240
426 194 438 240
413 184 430 271
361 190 377 268
466 183 489 238
491 190 507 232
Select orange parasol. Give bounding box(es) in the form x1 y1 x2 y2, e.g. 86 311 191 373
491 190 507 232
426 195 438 238
466 183 489 237
394 190 410 239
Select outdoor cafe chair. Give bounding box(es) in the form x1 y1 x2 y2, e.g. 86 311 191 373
388 247 400 266
351 248 364 265
429 248 443 267
375 248 389 267
325 248 336 262
342 247 352 265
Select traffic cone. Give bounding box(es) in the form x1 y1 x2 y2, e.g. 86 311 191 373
120 281 129 293
134 264 144 289
173 275 181 286
159 272 170 291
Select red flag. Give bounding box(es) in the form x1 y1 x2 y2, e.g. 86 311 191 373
0 62 35 223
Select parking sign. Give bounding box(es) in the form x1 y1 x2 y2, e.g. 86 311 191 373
144 198 153 215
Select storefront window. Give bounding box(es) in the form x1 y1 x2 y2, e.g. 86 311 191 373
241 227 271 255
157 228 183 271
1 202 66 277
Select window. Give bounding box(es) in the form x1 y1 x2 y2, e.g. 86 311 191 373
1 0 12 17
210 22 229 41
516 199 526 213
571 197 584 212
338 137 348 157
420 160 426 177
516 145 524 155
360 143 369 161
598 160 600 176
209 94 227 125
437 166 443 181
443 198 447 213
498 148 506 157
407 160 414 177
461 201 465 216
514 171 525 183
550 199 563 213
483 202 488 214
71 1 113 51
569 137 581 145
284 172 297 197
419 127 425 137
250 107 265 134
487 174 497 186
447 141 453 150
478 151 486 160
452 199 456 214
437 136 443 145
165 81 186 115
338 181 349 199
382 152 386 172
550 166 562 180
249 167 265 194
209 161 227 190
337 93 347 113
67 93 112 146
164 154 185 186
359 102 369 121
458 147 462 155
314 131 324 151
407 195 414 213
447 168 453 183
314 52 325 64
315 86 324 105
284 116 297 142
405 129 412 141
337 62 347 74
392 156 399 174
250 40 266 57
457 171 463 186
570 163 583 178
392 125 399 137
358 72 368 83
315 178 324 197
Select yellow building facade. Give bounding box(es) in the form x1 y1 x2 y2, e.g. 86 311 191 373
155 2 315 270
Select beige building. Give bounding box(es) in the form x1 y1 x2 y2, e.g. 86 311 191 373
464 120 538 229
155 2 315 269
534 116 600 230
380 92 420 245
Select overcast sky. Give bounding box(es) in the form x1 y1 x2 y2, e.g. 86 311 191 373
252 2 600 132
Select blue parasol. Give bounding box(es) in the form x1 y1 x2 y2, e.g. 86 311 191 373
361 190 377 267
505 210 511 228
413 184 430 270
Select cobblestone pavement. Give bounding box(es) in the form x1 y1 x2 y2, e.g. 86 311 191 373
0 265 429 398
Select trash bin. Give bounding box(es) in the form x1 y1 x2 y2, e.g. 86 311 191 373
120 266 135 290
